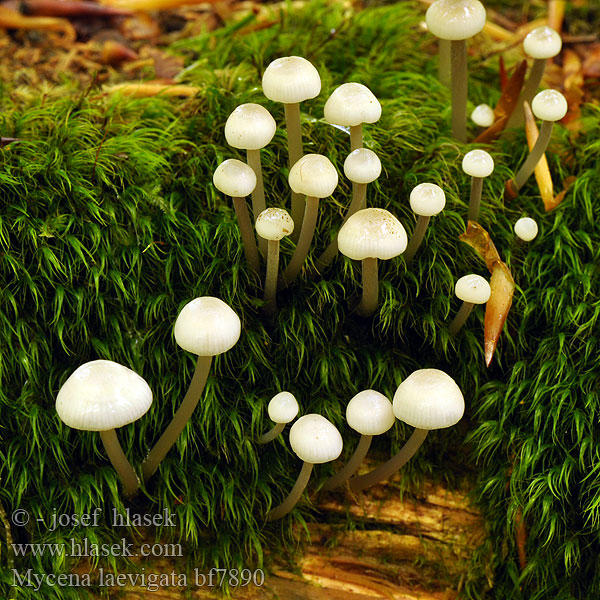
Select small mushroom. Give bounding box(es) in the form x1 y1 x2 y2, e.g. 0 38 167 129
448 274 491 336
259 391 299 444
142 297 241 482
471 103 494 128
403 183 446 263
322 390 395 491
56 360 153 498
514 217 538 242
462 149 494 222
337 208 408 316
266 414 342 521
349 369 464 493
213 159 260 277
255 208 294 315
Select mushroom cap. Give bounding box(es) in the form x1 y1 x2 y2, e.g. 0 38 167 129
462 149 494 178
346 390 395 436
409 183 446 216
471 104 495 128
324 82 382 127
514 217 539 242
56 360 153 431
174 297 241 356
425 0 486 41
255 208 294 241
224 103 276 150
213 159 257 198
393 369 465 430
455 274 491 304
289 414 343 464
343 148 382 184
338 208 408 261
288 154 338 198
262 56 321 104
523 26 562 59
268 391 299 424
531 89 568 122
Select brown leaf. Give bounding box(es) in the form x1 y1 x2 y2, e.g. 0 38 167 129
20 0 131 17
546 175 576 211
495 59 527 120
100 39 137 66
142 47 184 80
0 6 76 42
581 43 600 79
562 48 584 130
499 55 508 92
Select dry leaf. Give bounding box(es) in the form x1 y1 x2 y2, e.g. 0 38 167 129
546 175 576 211
581 43 600 79
0 6 76 42
19 0 131 17
106 82 200 97
561 48 584 130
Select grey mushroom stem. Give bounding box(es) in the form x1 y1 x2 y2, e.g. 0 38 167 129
284 103 304 242
246 149 267 256
448 301 475 336
467 177 484 222
403 215 431 263
258 422 286 444
513 119 554 191
232 197 261 279
322 434 373 491
263 239 280 316
450 40 468 143
350 125 363 152
358 257 379 317
266 461 314 521
506 59 546 129
99 429 140 498
142 355 212 482
349 428 428 493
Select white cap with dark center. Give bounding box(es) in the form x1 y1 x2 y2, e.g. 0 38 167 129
462 149 494 178
514 217 538 241
288 154 338 198
343 149 382 184
213 159 257 198
531 90 568 122
346 390 395 436
225 103 276 150
324 83 382 127
255 208 294 241
409 183 446 216
455 274 491 304
268 392 299 424
523 26 562 59
425 0 486 41
262 56 321 104
289 414 343 464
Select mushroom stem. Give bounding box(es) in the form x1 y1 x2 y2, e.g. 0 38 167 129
450 39 468 143
350 124 363 152
281 196 319 288
259 422 286 444
315 183 367 272
284 102 304 242
349 428 428 493
438 39 451 86
99 429 140 498
448 300 475 336
467 177 484 222
513 119 554 191
142 355 212 482
263 239 280 316
266 461 314 521
506 58 546 129
232 197 261 279
322 434 373 491
358 257 379 316
246 149 267 256
403 215 431 263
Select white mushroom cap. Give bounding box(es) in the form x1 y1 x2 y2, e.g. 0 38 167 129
268 391 299 424
289 414 343 464
324 82 382 127
425 0 486 41
224 103 276 150
288 154 338 198
338 208 408 261
346 390 395 436
523 26 562 60
174 297 241 356
393 369 465 430
471 104 495 128
455 274 491 304
409 183 446 216
255 208 294 241
531 89 568 122
56 360 152 431
213 159 257 198
262 56 321 104
462 149 494 178
514 217 539 242
343 148 382 184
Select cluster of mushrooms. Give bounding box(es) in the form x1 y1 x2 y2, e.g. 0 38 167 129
55 0 567 521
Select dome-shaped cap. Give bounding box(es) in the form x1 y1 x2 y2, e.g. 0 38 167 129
471 104 494 128
174 297 241 356
225 103 276 150
338 208 408 261
425 0 486 41
268 391 299 424
346 390 395 436
531 89 567 122
324 82 382 127
514 217 538 242
393 369 464 430
289 154 338 198
213 159 257 198
343 148 382 184
289 414 343 464
56 360 152 431
409 183 446 216
455 274 491 304
262 56 321 104
255 208 294 241
523 26 562 59
462 149 494 178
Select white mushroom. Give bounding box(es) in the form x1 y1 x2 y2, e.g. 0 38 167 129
448 274 491 335
471 104 495 128
259 391 300 444
462 149 494 222
514 217 538 242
